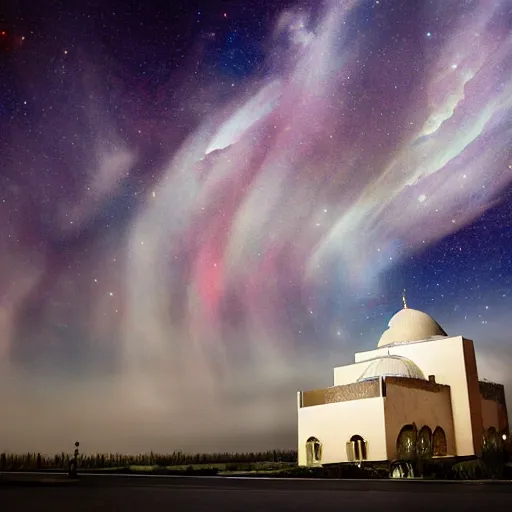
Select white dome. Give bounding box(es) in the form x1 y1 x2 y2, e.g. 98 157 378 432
357 355 425 382
377 308 447 348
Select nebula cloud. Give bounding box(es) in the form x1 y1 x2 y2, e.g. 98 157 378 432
1 0 512 453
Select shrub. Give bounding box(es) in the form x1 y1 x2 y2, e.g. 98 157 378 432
449 459 489 480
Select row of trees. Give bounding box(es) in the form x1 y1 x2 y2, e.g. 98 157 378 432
0 449 297 471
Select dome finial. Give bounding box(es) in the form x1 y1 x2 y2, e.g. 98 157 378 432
402 289 408 309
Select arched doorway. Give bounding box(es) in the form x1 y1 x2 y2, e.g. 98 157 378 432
433 427 447 456
306 437 322 465
396 424 417 460
417 426 433 458
348 435 367 461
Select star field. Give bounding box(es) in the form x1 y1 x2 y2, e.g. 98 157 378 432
1 0 512 454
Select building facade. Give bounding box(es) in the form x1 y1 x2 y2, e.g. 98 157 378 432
297 305 509 467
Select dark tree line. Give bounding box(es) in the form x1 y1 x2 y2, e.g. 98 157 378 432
0 449 297 470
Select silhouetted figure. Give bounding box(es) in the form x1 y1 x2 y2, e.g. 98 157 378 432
68 441 80 478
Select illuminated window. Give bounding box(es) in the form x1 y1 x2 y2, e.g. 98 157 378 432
306 437 322 465
433 426 447 457
485 427 501 452
417 426 433 458
396 424 417 460
347 434 368 461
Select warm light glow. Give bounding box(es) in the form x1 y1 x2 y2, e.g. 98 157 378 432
502 434 507 441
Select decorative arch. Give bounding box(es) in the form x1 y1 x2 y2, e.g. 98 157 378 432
433 426 447 457
396 424 417 460
417 426 433 458
306 437 322 465
347 434 367 461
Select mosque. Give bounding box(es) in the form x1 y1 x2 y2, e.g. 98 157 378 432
297 294 509 469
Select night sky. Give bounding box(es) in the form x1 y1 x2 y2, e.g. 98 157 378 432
1 0 512 454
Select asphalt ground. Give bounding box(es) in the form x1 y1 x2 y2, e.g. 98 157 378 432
2 472 512 511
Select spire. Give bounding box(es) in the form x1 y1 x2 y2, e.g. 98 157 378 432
402 289 408 309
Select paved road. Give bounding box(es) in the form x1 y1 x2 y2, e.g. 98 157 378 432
2 473 512 511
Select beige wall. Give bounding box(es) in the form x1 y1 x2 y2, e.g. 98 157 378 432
463 340 484 454
297 397 387 466
479 382 509 434
498 404 509 433
481 398 500 430
354 336 482 456
384 379 455 458
333 361 371 386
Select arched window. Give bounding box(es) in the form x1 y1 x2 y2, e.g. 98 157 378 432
396 424 417 460
347 434 367 461
417 426 432 458
306 437 322 465
433 427 447 457
485 427 500 452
